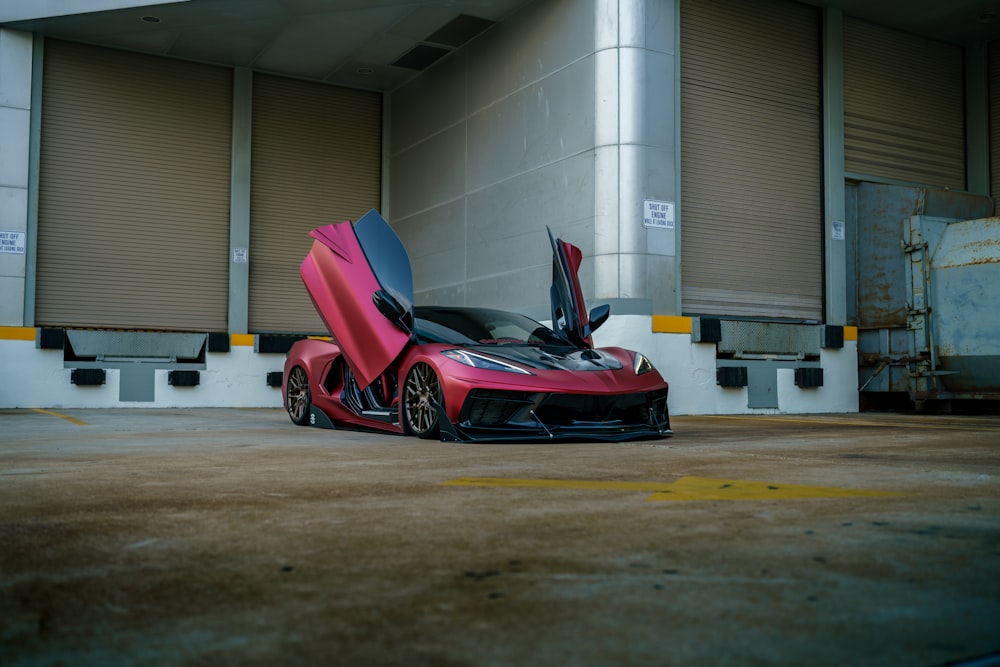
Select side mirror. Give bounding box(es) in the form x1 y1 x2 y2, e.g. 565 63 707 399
587 304 610 335
372 289 412 334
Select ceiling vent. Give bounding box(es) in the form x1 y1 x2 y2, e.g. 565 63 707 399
392 14 496 71
392 44 451 70
426 14 496 48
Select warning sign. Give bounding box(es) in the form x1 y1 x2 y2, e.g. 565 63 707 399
643 200 675 229
0 231 26 255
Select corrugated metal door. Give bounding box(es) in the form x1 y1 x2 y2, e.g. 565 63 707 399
844 18 965 189
991 41 1000 214
249 75 381 333
680 0 823 320
36 40 232 331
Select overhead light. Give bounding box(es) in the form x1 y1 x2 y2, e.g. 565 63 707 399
141 15 161 24
356 66 374 75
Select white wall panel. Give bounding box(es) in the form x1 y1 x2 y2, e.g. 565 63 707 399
389 51 466 151
388 123 466 218
466 57 595 192
466 0 595 112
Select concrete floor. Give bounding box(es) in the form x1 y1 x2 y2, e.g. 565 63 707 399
1 408 998 666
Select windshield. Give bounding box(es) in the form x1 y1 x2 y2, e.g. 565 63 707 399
413 307 572 348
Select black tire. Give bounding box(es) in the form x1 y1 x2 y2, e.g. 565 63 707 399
402 362 442 439
285 366 312 426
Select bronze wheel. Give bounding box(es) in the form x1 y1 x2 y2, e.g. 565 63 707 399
403 362 442 439
285 366 311 425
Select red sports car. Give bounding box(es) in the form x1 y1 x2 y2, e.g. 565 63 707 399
282 209 671 442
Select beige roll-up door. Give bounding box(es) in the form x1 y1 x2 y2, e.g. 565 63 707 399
844 18 965 189
36 40 232 331
991 42 1000 214
249 75 381 333
680 0 822 320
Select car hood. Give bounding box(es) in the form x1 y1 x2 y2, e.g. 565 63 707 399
464 344 624 372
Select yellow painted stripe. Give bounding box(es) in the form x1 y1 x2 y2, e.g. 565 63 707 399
445 477 675 492
646 476 902 501
843 326 858 341
443 476 903 501
0 326 36 341
31 408 89 426
231 334 255 347
651 315 693 334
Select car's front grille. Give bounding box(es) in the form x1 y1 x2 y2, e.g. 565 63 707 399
463 389 534 425
460 388 669 430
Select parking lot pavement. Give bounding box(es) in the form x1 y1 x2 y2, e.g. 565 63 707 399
1 408 998 666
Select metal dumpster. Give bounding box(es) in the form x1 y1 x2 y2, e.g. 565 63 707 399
853 183 1000 405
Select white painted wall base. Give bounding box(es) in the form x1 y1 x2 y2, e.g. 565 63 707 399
1 316 860 414
0 337 285 409
593 314 859 415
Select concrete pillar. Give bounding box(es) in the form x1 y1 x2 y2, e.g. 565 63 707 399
0 29 33 326
594 0 679 316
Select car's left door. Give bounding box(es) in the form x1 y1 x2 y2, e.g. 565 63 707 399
300 209 414 389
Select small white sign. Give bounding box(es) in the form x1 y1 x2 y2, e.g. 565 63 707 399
0 230 26 255
643 199 675 229
832 220 845 241
0 232 28 255
233 247 249 263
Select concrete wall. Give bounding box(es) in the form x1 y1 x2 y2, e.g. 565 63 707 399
388 0 678 320
0 29 32 326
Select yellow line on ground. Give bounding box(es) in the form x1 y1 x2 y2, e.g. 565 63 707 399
31 408 89 426
647 476 903 501
443 476 904 502
444 477 674 492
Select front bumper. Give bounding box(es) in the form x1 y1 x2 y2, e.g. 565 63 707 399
438 387 672 442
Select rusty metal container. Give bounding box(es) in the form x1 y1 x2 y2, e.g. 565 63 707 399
853 183 1000 402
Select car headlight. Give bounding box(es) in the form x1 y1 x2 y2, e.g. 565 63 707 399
441 349 534 375
633 352 655 375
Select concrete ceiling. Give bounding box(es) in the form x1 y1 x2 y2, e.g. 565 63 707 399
0 0 533 91
3 0 1000 93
